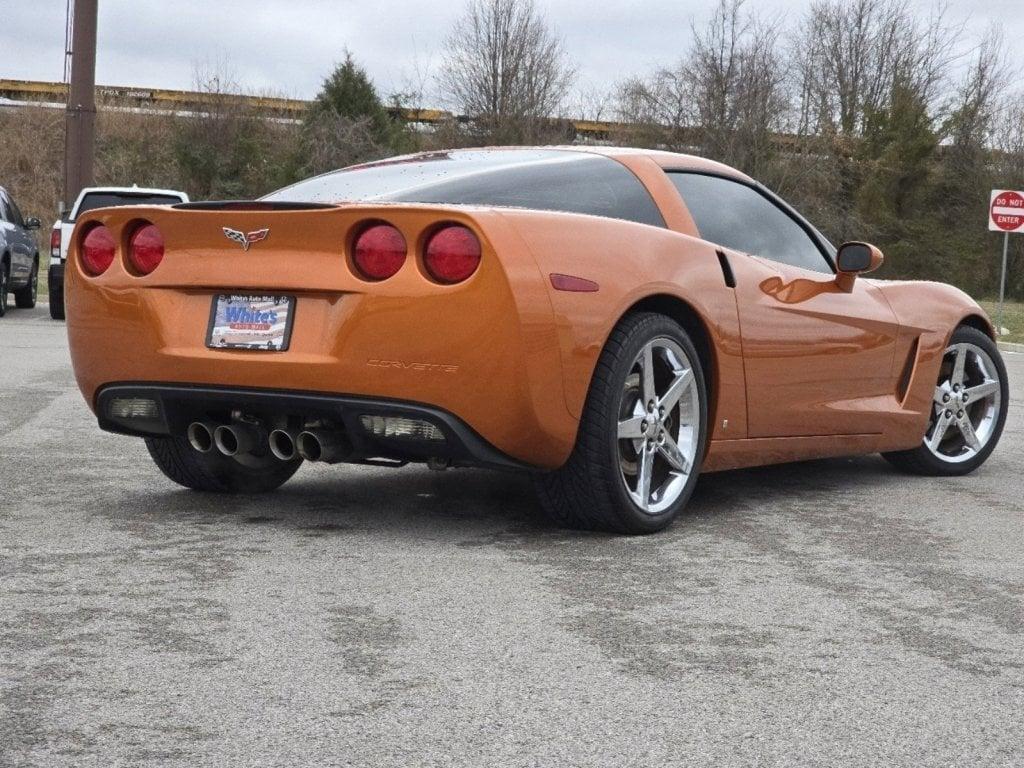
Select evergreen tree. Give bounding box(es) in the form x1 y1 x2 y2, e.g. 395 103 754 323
309 52 394 146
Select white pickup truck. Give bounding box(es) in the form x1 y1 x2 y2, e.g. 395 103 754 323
49 186 189 319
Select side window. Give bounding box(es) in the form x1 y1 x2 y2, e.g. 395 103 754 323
267 150 667 228
6 197 25 227
0 193 9 223
667 172 831 274
384 156 667 228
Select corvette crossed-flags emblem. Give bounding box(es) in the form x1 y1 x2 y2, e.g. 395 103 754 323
222 227 270 251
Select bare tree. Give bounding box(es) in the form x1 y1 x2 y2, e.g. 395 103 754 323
303 112 389 176
991 91 1024 298
609 76 668 148
615 0 789 178
944 26 1009 152
994 93 1024 185
439 0 575 142
688 0 789 169
173 60 300 198
794 0 963 137
569 83 614 124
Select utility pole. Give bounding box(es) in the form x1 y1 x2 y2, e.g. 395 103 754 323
63 0 98 216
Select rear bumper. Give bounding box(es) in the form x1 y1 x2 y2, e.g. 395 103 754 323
67 286 575 467
97 383 532 471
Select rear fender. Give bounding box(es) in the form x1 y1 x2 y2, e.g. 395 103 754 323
497 209 748 442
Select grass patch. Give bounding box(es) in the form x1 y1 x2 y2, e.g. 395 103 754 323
979 300 1024 344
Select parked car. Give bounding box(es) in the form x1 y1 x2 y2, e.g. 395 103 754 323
63 148 1008 534
0 185 42 317
49 186 189 319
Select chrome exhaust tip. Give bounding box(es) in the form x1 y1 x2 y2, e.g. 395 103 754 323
295 431 323 462
296 429 353 464
187 422 215 453
269 429 297 461
214 423 260 457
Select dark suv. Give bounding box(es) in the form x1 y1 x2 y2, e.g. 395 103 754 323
0 186 41 317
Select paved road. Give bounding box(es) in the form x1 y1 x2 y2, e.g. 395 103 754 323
2 304 1022 767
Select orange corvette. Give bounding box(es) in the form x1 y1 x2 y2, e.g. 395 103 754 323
66 147 1009 533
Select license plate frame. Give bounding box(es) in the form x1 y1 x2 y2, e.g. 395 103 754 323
205 294 296 352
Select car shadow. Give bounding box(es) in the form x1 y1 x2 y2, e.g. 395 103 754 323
109 452 903 540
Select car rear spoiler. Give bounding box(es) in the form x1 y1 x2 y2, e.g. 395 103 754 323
173 200 337 212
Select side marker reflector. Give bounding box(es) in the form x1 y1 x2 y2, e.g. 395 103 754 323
550 273 599 293
109 397 159 420
360 415 445 442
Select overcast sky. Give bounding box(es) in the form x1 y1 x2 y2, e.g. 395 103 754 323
2 0 1020 109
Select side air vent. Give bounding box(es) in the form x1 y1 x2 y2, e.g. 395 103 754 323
897 337 920 404
716 250 737 288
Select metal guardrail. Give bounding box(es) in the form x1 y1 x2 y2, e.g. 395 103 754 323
0 77 620 137
0 77 853 150
1 77 308 113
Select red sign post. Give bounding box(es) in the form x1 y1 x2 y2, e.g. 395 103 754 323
989 190 1024 334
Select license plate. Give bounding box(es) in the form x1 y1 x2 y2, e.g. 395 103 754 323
206 294 295 351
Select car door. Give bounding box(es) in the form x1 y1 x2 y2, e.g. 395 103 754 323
0 191 31 284
666 172 900 438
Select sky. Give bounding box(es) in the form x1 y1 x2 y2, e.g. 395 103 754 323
2 0 1021 110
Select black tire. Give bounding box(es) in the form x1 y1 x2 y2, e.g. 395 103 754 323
535 312 708 534
14 259 38 309
0 259 9 318
145 435 302 493
883 325 1008 476
49 285 65 320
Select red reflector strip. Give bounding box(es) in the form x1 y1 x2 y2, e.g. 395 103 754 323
550 273 599 292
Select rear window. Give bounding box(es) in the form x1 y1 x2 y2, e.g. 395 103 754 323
74 193 183 220
264 149 666 228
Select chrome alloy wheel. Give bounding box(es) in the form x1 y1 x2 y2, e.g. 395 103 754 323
926 342 1001 463
616 338 701 515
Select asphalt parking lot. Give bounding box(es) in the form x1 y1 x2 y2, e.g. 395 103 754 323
2 304 1022 767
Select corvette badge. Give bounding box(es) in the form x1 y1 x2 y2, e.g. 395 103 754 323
223 227 270 251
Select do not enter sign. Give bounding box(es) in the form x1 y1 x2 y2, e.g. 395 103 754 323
990 190 1024 233
990 189 1021 335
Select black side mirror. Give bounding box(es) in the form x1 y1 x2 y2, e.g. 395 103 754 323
835 242 883 291
25 217 41 231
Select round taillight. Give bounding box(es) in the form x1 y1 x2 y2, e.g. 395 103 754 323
424 225 481 284
353 223 407 281
128 223 165 275
80 224 116 276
